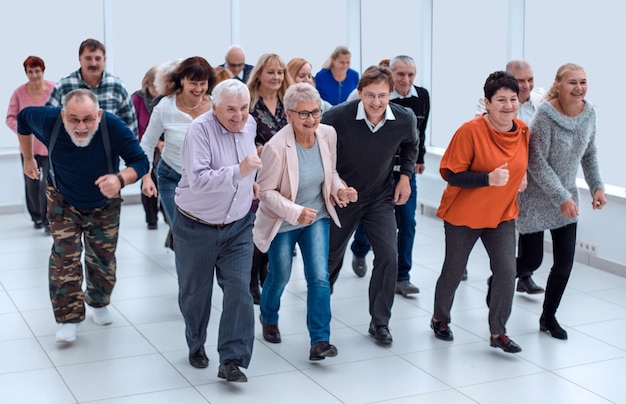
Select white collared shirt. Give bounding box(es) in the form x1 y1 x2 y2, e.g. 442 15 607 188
356 101 396 133
391 86 418 100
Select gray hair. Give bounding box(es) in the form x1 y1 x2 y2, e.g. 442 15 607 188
63 89 99 109
389 55 416 70
212 79 250 106
283 83 322 111
505 60 532 72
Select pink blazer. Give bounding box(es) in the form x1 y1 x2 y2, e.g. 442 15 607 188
253 123 346 252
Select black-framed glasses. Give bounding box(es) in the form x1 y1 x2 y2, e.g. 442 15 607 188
289 109 322 120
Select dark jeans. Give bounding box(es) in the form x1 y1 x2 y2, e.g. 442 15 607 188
351 173 417 282
21 154 49 226
142 149 162 226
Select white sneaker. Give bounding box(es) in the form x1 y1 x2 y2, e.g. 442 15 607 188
56 323 80 342
92 306 113 325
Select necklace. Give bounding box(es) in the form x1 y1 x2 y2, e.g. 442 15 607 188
179 94 203 110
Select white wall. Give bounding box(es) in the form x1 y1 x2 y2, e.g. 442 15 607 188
0 0 624 273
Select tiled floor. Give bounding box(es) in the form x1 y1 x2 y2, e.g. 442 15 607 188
1 202 625 403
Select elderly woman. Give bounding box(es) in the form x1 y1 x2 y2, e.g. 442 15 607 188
517 63 606 340
253 83 357 360
431 71 529 353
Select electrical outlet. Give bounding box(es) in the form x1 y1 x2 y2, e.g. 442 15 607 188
576 240 598 254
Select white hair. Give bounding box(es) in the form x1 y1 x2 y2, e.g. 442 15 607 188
154 58 183 95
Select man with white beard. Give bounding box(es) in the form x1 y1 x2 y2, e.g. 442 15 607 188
17 89 148 343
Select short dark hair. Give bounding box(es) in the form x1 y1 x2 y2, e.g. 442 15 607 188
357 65 394 93
483 71 519 101
23 56 45 72
164 56 216 96
79 38 106 56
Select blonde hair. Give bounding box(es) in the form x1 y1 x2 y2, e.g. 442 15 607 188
321 45 351 69
546 63 585 100
247 53 293 109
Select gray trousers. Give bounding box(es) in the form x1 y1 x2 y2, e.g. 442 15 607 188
434 220 516 336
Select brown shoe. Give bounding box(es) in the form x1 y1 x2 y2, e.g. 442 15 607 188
218 361 247 382
189 346 209 368
309 341 338 361
516 276 545 294
260 316 281 343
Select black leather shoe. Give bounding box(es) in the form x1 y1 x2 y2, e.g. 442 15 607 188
189 346 209 368
430 318 454 341
368 324 393 344
517 276 545 294
540 315 568 340
490 334 522 353
218 361 247 382
395 280 420 296
260 316 281 343
352 256 367 277
309 341 338 361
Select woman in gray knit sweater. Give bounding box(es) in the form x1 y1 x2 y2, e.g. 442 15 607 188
517 63 607 340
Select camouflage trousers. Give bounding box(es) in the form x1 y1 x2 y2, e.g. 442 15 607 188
46 185 122 323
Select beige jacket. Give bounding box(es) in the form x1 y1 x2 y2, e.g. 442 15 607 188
253 123 345 252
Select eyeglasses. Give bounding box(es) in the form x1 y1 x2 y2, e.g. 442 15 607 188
67 116 97 125
363 92 390 101
227 62 245 68
289 109 322 120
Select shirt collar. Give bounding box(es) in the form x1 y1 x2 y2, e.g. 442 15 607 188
391 86 418 100
356 101 396 133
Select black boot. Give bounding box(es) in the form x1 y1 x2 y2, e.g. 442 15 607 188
541 271 570 340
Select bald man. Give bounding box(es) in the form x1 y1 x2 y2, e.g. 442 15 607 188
222 45 254 83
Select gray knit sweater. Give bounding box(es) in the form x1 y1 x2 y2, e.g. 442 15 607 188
517 100 604 234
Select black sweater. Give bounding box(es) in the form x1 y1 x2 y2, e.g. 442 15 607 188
321 100 418 200
391 85 430 164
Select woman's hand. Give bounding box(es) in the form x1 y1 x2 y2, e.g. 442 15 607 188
488 163 509 186
297 207 317 225
592 189 607 210
335 187 358 207
560 198 579 218
142 174 158 198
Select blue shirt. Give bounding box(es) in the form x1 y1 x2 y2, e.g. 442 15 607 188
315 68 360 106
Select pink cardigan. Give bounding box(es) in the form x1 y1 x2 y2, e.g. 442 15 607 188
253 123 346 252
6 81 55 156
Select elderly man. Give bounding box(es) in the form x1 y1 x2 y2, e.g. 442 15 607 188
322 66 418 345
47 38 138 135
221 45 254 83
17 89 149 343
173 79 261 382
350 55 431 297
476 60 547 294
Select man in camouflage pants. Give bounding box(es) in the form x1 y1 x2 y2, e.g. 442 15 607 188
17 89 148 343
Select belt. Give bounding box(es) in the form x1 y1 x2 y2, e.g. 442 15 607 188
177 207 225 228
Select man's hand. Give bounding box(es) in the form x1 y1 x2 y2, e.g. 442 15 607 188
334 187 358 208
240 155 262 177
95 174 122 199
394 174 411 205
23 158 39 180
415 163 426 175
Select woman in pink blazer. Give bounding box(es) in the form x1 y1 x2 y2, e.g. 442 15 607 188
253 83 357 361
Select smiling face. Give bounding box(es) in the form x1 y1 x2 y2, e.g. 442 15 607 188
287 100 321 139
391 60 416 97
25 66 44 84
258 61 284 93
509 66 534 103
358 80 392 126
213 92 250 132
61 95 103 147
294 63 314 84
556 69 587 105
484 87 519 129
181 76 209 98
79 48 105 86
331 53 351 75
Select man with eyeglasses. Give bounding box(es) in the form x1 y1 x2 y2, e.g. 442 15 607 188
46 38 138 136
350 55 431 297
16 89 149 343
322 66 418 345
222 45 254 84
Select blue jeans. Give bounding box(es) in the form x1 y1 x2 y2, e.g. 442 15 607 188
261 218 332 345
156 159 181 226
173 209 255 368
351 173 417 281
